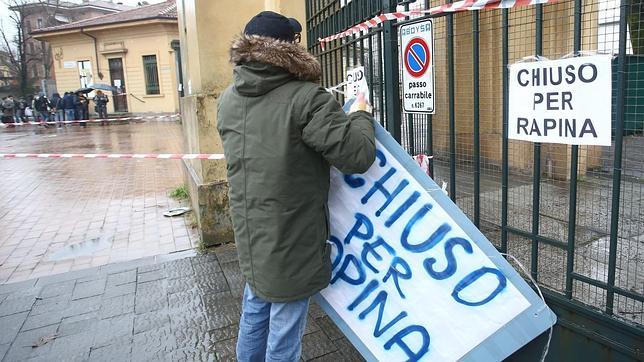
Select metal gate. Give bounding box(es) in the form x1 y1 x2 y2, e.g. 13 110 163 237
306 0 643 359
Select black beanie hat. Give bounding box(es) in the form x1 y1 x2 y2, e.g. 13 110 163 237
244 11 301 42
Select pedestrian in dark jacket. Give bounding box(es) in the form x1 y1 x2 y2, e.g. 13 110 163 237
74 93 89 126
94 90 109 123
1 96 15 125
50 92 64 127
33 94 51 126
72 92 83 125
15 98 26 123
217 11 375 362
80 94 89 121
62 92 75 122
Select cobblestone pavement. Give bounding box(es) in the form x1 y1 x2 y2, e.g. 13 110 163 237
0 245 363 362
0 122 197 284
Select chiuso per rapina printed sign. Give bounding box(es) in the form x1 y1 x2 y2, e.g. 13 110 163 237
316 120 556 361
508 55 612 146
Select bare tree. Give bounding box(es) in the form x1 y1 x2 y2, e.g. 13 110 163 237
0 0 62 96
34 0 62 79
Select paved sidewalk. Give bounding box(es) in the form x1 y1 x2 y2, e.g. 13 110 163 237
0 122 196 284
0 244 362 362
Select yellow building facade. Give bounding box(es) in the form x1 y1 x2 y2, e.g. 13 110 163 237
177 0 306 245
33 1 180 114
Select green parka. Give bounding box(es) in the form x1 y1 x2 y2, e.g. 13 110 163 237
217 35 376 302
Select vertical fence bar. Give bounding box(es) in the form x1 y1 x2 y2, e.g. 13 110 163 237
378 30 385 126
473 10 481 227
501 9 509 254
565 0 582 300
408 116 415 153
606 0 630 315
404 3 414 154
306 1 311 52
531 4 543 281
425 0 433 178
368 34 375 106
382 0 402 141
352 4 358 68
447 6 456 201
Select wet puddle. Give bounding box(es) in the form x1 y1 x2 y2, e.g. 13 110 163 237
49 235 113 261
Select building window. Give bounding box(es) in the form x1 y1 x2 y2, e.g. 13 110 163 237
142 55 159 95
37 18 43 28
25 20 31 32
32 65 38 78
77 60 93 88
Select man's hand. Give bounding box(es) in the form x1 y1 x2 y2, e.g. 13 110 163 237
349 92 373 114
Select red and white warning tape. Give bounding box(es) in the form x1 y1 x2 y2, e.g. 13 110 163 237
319 0 555 49
0 114 180 127
0 153 224 160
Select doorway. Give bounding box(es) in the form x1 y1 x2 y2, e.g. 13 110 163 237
108 58 128 112
77 60 93 88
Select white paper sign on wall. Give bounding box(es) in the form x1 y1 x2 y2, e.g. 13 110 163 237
63 61 77 69
400 19 435 114
316 112 556 361
508 55 612 146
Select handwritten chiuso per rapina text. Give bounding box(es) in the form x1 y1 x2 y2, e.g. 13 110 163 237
327 148 509 361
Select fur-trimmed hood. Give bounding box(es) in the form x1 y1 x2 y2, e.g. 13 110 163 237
230 34 321 82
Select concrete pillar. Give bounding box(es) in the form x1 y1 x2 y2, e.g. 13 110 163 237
177 0 306 246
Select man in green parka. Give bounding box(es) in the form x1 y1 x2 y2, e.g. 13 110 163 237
217 10 375 362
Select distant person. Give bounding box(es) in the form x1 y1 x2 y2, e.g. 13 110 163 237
24 105 34 123
62 92 75 122
77 93 88 126
50 92 64 127
33 94 51 127
1 96 15 126
15 98 27 123
10 96 19 124
94 90 109 124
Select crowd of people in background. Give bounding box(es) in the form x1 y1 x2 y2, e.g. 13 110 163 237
0 90 110 128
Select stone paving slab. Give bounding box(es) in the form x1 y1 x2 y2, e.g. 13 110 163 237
0 246 364 362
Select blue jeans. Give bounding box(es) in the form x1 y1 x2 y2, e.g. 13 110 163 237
65 109 75 122
237 284 310 362
38 111 49 122
55 110 64 123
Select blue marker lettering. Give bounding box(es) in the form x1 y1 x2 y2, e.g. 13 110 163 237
401 204 452 252
423 237 473 280
328 236 344 270
344 174 365 188
383 325 430 361
330 254 366 285
375 149 387 166
451 267 507 306
344 213 374 245
361 237 395 274
343 149 387 188
357 290 408 338
383 256 412 299
361 168 409 217
348 279 379 311
385 191 420 228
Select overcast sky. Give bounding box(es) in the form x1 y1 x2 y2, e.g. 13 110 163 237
1 0 166 44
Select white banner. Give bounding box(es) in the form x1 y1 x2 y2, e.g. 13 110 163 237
508 55 612 146
317 119 556 360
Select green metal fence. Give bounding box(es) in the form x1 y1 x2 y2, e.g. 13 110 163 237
307 0 643 359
